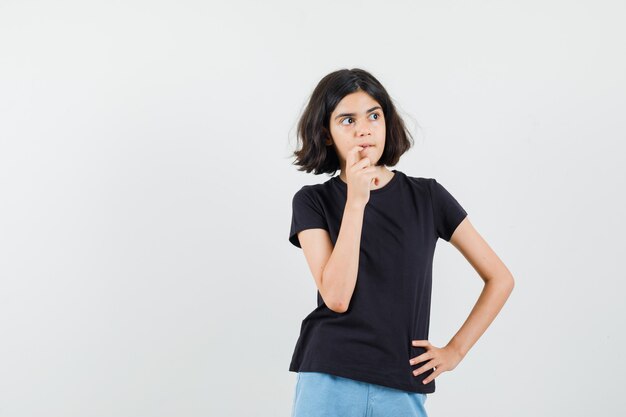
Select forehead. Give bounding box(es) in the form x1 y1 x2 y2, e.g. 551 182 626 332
332 91 380 114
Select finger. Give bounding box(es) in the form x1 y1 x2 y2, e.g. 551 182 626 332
412 359 438 377
346 146 359 169
409 352 433 366
422 366 445 385
369 170 380 186
346 146 364 168
411 340 430 347
354 157 371 170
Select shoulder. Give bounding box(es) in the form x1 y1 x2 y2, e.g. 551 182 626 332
293 183 325 199
292 177 334 199
291 180 333 209
402 174 456 207
403 174 449 191
403 173 436 193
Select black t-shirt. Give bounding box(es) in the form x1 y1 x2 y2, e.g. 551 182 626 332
287 169 468 394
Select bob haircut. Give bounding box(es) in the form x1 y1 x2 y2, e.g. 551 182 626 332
292 68 414 175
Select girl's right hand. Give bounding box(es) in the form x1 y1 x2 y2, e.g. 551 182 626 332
345 145 380 208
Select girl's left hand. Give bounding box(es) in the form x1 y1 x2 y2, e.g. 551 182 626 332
409 340 464 384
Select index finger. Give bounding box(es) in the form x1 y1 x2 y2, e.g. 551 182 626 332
346 145 364 168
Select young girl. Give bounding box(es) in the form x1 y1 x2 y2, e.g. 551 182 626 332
288 68 514 417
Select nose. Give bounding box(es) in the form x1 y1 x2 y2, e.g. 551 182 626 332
354 120 371 136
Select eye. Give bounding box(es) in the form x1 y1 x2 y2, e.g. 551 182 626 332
340 113 381 126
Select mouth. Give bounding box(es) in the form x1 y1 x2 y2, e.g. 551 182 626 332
358 143 374 149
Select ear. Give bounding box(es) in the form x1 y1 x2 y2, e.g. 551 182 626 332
321 126 333 146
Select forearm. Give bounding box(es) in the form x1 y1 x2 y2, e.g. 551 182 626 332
446 275 515 358
321 202 365 313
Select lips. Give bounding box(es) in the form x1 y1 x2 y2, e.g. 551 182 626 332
358 143 374 148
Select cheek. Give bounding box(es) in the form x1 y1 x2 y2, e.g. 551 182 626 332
333 144 351 161
328 125 345 141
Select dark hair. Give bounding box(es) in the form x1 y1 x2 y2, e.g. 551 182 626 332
292 68 414 175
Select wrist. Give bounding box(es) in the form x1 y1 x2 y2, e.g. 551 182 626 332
446 340 467 360
345 200 366 212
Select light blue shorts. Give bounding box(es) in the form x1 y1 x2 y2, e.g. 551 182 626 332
291 372 428 417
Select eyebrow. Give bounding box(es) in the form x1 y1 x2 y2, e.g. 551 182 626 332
334 106 382 120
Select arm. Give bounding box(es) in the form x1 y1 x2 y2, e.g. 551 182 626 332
446 216 515 357
296 146 376 314
297 201 366 314
411 216 515 384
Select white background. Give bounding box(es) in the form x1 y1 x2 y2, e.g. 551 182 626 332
1 1 624 416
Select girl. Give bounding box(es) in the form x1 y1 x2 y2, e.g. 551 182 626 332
288 68 514 417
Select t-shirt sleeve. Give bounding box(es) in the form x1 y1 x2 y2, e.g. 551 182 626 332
288 186 329 248
429 178 468 241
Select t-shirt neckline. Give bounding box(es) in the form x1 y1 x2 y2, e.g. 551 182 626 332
333 169 401 195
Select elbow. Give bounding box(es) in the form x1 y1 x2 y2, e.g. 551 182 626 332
497 274 515 297
321 271 350 314
321 288 349 313
505 271 515 291
326 299 349 314
486 271 515 292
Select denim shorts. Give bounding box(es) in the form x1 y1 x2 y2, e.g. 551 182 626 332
291 372 428 417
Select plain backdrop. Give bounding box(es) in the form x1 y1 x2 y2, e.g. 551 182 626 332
1 1 625 416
